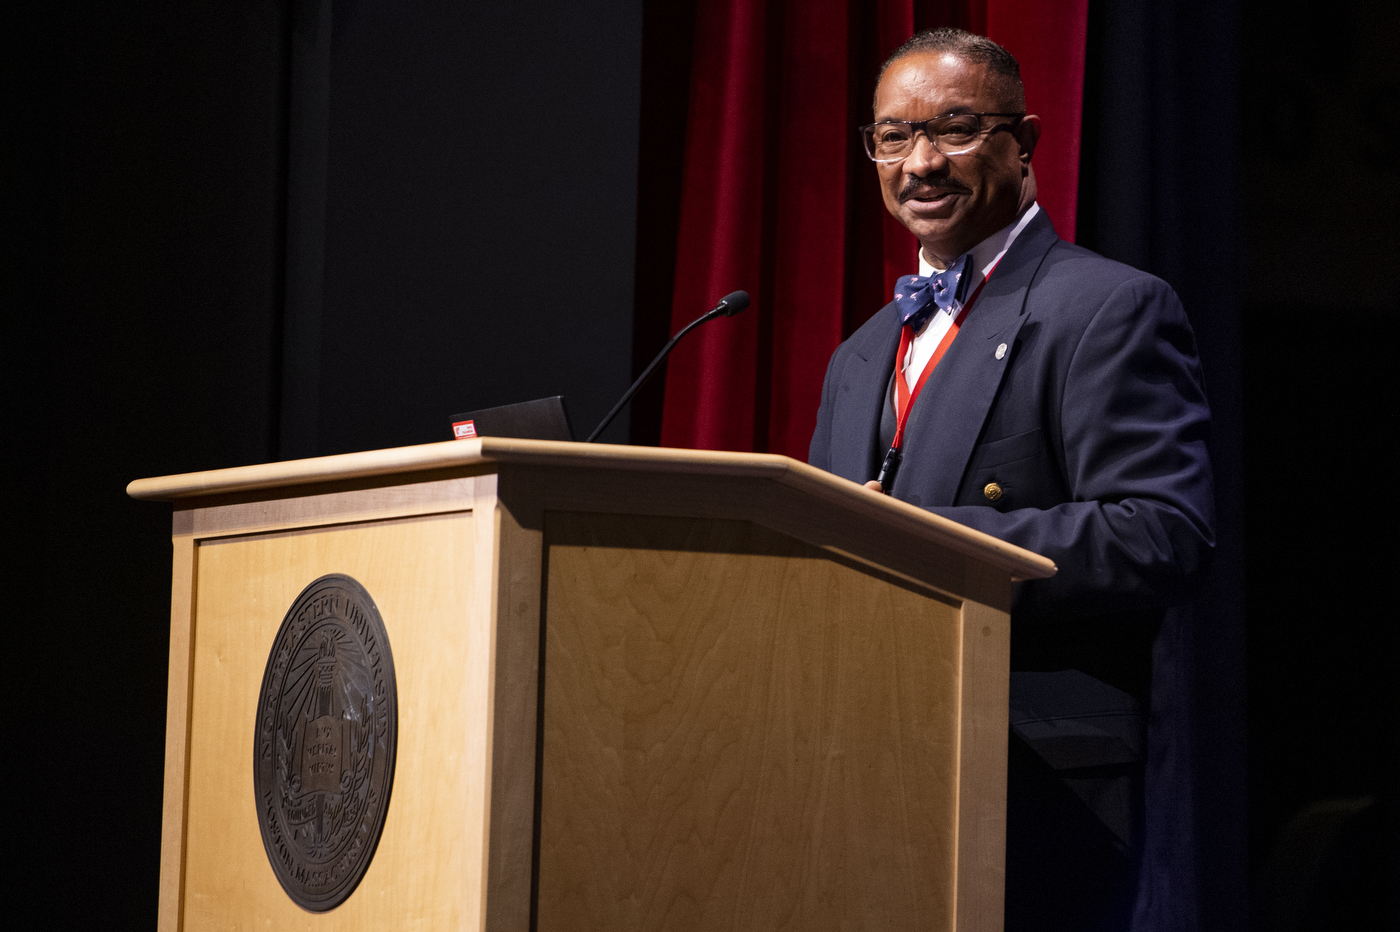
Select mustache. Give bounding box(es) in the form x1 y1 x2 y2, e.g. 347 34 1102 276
898 178 970 202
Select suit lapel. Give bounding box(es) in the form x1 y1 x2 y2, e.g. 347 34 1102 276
892 211 1059 506
828 311 901 483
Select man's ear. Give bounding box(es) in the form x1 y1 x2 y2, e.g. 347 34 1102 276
1016 114 1042 164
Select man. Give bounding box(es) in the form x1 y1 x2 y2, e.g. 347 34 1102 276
808 29 1215 930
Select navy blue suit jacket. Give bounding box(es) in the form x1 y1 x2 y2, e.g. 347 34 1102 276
809 210 1215 765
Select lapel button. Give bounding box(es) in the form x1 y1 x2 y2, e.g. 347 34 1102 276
995 342 1007 360
984 482 1003 501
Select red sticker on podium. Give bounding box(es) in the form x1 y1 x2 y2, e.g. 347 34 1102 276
452 419 477 439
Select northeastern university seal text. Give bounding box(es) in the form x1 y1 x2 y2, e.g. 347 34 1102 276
254 574 398 911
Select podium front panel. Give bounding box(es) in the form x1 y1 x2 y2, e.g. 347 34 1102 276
180 510 486 930
536 512 964 932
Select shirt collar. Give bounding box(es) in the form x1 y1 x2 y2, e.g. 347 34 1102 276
918 202 1041 286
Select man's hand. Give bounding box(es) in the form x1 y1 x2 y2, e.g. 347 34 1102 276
864 480 885 493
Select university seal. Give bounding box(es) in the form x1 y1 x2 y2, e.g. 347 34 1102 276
253 574 398 911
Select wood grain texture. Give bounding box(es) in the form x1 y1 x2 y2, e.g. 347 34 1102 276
536 512 965 932
129 439 1054 582
180 512 484 931
480 473 545 932
501 464 1017 608
954 575 1012 932
174 476 481 539
143 448 1030 931
158 534 197 932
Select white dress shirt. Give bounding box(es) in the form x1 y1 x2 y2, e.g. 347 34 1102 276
898 202 1042 394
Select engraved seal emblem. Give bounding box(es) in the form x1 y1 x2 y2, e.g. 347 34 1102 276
254 574 397 911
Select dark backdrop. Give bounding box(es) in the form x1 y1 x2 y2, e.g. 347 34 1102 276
13 1 1395 928
17 1 639 927
1075 1 1250 927
1236 3 1397 929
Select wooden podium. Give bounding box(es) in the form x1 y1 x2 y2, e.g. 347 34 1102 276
129 439 1053 932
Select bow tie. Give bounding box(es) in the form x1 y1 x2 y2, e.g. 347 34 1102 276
892 254 971 332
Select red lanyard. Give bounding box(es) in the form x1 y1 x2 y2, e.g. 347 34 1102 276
889 269 995 451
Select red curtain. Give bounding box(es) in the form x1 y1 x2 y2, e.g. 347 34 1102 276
658 0 1088 458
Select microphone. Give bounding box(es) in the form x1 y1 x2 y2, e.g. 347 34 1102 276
586 290 750 443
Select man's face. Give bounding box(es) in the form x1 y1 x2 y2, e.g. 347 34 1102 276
873 52 1038 264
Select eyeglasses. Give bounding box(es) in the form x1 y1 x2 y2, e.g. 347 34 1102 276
859 112 1024 163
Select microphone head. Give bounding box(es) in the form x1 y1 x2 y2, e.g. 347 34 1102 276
718 290 750 316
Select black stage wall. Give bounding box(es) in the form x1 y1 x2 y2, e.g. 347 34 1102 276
16 2 640 927
1237 3 1396 928
12 1 1395 928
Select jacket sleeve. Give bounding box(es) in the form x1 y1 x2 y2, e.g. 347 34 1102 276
930 277 1216 620
807 345 841 472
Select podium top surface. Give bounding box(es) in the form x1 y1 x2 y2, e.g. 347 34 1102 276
127 438 1055 580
